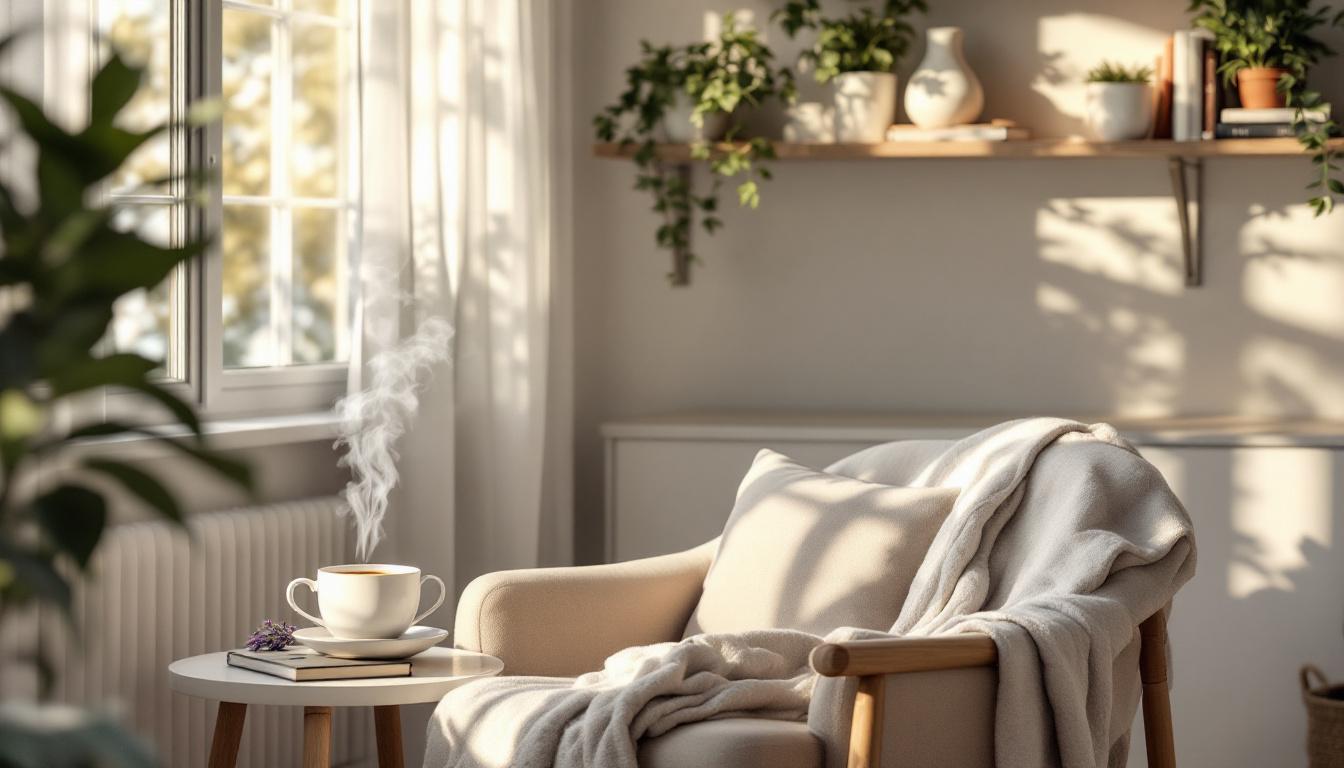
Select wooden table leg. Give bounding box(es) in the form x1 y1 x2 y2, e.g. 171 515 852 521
303 706 332 768
207 701 246 768
374 705 405 768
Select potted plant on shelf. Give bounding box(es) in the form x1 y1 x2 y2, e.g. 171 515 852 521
775 0 928 143
1083 61 1155 141
1190 0 1344 214
594 13 794 284
0 37 253 766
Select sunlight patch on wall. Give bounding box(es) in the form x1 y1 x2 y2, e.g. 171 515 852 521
1037 198 1183 295
1228 450 1334 599
1036 282 1185 416
1239 335 1344 419
1240 210 1344 342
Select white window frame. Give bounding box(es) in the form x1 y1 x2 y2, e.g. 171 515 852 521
34 0 360 422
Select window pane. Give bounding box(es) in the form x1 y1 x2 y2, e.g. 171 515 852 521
293 208 345 364
294 0 340 16
222 206 273 368
110 205 178 370
99 0 172 193
292 23 341 198
222 10 272 197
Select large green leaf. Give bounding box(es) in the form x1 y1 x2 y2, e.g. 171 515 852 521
90 53 142 127
133 432 255 493
83 458 185 526
128 381 202 436
0 707 158 768
0 542 72 616
46 353 157 396
30 484 107 570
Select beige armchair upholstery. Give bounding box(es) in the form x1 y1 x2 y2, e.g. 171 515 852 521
454 540 715 677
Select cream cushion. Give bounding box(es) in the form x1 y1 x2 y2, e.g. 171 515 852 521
684 449 958 637
638 719 822 768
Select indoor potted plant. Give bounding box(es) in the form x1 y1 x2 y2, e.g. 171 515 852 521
1189 0 1340 109
594 13 794 283
1190 0 1344 214
0 37 253 766
1083 61 1155 141
776 0 927 143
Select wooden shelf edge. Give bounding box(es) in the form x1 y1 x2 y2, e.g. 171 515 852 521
593 137 1343 162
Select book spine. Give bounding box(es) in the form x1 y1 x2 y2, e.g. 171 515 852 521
1172 32 1193 141
1214 123 1299 139
1154 37 1174 139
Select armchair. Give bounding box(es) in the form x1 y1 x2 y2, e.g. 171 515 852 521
453 545 1177 768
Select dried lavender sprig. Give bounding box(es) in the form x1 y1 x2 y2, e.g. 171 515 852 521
246 618 298 651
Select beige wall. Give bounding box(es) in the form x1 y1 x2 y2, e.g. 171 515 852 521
571 0 1344 563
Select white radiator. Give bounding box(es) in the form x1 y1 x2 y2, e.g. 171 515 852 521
10 497 375 767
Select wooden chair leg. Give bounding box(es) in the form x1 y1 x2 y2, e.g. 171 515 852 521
847 674 886 768
1140 611 1177 768
207 701 247 768
303 706 333 768
374 705 406 768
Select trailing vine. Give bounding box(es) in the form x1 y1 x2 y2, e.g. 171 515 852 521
594 15 794 283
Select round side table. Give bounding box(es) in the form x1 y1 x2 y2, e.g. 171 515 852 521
169 648 503 768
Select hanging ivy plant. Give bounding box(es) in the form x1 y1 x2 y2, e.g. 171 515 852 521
594 14 794 283
775 0 928 83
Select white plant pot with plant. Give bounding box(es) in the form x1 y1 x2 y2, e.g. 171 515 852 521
832 72 897 142
1083 62 1154 141
661 92 730 143
775 0 927 143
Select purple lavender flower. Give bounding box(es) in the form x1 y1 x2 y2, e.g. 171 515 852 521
246 619 298 651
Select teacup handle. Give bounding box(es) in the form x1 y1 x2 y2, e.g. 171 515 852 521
413 574 447 626
286 577 325 628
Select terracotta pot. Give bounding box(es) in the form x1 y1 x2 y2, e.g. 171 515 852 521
1237 67 1288 109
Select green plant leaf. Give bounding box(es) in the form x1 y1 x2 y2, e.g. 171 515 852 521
46 353 157 395
84 458 185 526
127 380 202 436
133 433 254 493
30 484 107 570
90 52 142 127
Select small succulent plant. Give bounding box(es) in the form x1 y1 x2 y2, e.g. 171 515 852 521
246 619 298 651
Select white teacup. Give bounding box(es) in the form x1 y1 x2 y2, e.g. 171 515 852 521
286 564 446 640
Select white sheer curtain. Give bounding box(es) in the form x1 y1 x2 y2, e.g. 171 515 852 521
356 0 572 597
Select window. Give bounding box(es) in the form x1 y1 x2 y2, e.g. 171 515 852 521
86 0 357 416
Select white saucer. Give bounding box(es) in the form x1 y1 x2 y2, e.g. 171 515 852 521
294 626 449 660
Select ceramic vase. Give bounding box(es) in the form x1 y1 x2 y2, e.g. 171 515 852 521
832 72 898 143
904 27 984 129
1085 82 1154 141
662 92 729 143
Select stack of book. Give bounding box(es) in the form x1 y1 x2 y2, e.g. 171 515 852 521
1215 106 1330 138
884 120 1029 143
227 647 411 681
1153 29 1218 141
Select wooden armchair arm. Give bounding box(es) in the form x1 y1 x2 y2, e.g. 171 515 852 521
810 634 998 677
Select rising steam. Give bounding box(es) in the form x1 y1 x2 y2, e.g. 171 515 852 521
334 315 454 560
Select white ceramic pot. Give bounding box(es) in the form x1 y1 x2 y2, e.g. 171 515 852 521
904 27 984 129
1084 82 1154 141
662 92 729 143
832 72 898 143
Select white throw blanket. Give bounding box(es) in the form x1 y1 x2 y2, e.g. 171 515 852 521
425 418 1196 768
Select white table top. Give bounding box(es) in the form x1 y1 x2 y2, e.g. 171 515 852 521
169 648 504 707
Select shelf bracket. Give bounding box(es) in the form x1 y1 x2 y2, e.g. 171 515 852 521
1168 157 1203 287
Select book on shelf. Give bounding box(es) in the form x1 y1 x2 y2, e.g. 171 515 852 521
1172 29 1214 141
1152 37 1174 139
1213 123 1305 139
1221 106 1330 124
884 121 1028 142
1202 41 1220 140
226 647 412 682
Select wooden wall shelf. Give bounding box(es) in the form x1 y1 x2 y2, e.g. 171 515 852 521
594 137 1344 288
593 137 1341 162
